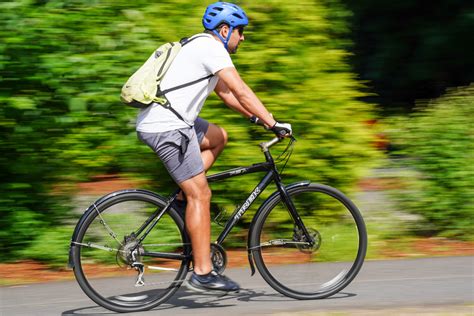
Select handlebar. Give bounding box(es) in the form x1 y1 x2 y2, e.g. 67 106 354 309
259 137 281 152
259 135 296 152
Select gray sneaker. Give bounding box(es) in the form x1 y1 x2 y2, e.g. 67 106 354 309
187 270 240 293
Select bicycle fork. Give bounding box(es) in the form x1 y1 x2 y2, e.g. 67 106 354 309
275 181 315 247
246 180 312 276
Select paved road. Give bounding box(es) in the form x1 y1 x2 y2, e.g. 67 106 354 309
1 256 473 315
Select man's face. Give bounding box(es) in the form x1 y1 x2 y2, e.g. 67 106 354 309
225 26 245 54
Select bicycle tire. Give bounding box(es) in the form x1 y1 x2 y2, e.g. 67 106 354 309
72 190 191 313
249 183 367 299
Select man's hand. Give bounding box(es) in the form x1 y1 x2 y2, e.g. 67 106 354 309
271 122 292 138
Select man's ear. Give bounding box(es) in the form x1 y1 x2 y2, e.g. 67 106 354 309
220 25 230 38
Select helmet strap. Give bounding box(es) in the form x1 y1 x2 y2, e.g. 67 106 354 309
212 26 234 51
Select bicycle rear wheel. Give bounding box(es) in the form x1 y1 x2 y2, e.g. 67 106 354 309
71 190 190 313
250 183 367 299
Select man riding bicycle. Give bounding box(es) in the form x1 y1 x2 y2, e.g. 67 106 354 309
136 2 292 293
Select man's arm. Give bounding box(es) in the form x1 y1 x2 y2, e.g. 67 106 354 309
215 67 277 128
214 78 253 118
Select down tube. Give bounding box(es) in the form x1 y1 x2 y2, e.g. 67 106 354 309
216 171 275 245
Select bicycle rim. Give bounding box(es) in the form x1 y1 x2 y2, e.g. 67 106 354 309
251 184 367 299
73 192 190 312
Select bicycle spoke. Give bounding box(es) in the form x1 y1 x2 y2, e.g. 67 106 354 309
93 203 123 246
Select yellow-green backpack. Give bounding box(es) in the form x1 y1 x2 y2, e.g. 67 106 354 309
121 36 212 115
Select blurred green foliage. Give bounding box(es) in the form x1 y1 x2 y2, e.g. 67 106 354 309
0 0 377 261
1 0 378 264
387 85 474 239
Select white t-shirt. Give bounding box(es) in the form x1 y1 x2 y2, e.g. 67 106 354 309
136 33 234 133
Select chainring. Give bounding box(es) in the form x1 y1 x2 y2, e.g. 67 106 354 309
210 243 227 274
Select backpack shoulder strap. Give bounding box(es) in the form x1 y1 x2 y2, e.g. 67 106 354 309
180 34 211 46
156 34 215 97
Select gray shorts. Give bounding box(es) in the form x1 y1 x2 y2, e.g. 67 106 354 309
137 118 210 184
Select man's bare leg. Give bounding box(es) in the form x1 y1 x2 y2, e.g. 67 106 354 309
179 124 239 291
200 123 228 171
176 123 228 201
178 172 213 275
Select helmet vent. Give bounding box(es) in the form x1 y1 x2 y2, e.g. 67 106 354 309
232 13 243 19
213 7 224 11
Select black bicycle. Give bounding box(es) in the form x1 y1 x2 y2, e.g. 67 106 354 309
68 136 367 313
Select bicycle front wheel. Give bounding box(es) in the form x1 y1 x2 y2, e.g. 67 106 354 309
72 190 190 313
250 183 367 299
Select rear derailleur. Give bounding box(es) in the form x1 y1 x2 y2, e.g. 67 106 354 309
118 234 145 287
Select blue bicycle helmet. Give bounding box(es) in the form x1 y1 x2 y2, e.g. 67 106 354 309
202 2 249 50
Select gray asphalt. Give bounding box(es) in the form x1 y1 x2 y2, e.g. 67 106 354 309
1 256 473 315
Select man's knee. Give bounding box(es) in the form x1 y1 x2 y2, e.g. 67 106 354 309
213 126 228 151
192 185 211 202
220 127 228 147
181 175 212 202
201 124 228 151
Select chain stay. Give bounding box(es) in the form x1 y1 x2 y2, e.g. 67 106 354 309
72 241 122 253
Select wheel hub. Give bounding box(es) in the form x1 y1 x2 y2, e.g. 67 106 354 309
293 228 321 253
117 235 144 266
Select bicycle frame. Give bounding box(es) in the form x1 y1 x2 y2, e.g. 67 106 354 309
134 137 314 257
68 137 314 272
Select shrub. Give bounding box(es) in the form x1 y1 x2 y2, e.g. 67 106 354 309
387 85 474 239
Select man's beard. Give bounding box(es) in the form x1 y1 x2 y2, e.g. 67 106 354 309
229 43 240 54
